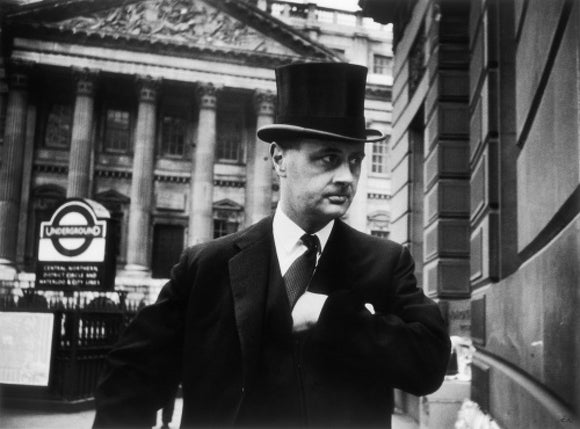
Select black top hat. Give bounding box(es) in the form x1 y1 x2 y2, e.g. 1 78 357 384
257 62 385 143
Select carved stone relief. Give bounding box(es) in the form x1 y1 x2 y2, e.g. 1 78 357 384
52 0 293 54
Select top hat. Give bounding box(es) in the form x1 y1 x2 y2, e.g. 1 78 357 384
257 62 385 143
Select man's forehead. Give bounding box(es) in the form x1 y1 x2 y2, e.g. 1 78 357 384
284 137 365 153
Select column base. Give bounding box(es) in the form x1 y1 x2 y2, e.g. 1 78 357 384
119 264 151 279
0 259 18 281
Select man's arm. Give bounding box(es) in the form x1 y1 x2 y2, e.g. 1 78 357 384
93 249 194 428
310 245 451 396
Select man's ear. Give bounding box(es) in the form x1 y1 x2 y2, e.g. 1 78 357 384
270 142 287 177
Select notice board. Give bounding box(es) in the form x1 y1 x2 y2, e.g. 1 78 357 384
0 312 54 386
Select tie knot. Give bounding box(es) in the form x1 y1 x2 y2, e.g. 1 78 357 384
301 234 320 254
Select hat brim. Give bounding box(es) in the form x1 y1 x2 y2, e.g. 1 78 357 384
257 124 386 143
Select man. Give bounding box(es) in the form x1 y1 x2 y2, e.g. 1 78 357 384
94 62 450 428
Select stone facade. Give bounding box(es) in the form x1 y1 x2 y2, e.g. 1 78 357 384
363 0 580 427
0 0 393 282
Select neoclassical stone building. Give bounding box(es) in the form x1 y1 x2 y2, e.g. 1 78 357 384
0 0 392 281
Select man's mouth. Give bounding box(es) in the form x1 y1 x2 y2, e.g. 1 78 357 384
327 194 350 204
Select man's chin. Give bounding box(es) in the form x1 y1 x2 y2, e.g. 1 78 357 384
320 203 350 219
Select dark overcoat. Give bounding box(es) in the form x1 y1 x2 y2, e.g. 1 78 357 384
94 216 450 428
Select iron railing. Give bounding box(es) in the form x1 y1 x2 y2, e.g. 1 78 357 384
0 285 144 408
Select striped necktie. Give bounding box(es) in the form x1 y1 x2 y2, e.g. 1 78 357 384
283 234 320 308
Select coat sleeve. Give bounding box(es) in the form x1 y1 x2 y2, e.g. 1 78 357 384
93 249 194 428
311 245 451 396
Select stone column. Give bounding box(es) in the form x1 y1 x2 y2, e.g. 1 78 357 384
0 66 29 277
124 77 159 276
67 69 97 198
245 90 275 227
188 83 217 245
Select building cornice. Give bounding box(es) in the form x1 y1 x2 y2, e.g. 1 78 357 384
10 25 316 68
11 37 279 90
366 84 392 101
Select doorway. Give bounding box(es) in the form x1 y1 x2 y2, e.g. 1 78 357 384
151 224 185 279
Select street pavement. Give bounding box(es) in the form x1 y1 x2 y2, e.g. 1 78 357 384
0 398 419 429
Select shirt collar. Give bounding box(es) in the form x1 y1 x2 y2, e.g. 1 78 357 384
273 208 334 255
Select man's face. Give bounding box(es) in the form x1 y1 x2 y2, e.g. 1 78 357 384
271 137 365 232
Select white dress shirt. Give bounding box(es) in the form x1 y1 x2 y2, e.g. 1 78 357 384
272 208 334 276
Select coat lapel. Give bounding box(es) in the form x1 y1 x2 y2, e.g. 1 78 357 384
309 220 355 294
228 216 273 386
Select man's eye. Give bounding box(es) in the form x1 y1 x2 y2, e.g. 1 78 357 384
320 155 340 165
349 156 364 166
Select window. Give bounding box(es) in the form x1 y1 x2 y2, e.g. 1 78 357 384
368 211 390 241
288 3 308 19
213 219 238 239
371 230 390 240
371 138 389 174
373 54 392 75
161 114 186 157
104 109 131 152
45 103 73 148
213 199 243 238
216 108 244 163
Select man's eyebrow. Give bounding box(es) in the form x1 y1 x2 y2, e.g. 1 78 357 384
310 146 342 155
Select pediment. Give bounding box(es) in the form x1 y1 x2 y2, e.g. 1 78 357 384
367 211 390 223
38 0 324 58
213 198 243 211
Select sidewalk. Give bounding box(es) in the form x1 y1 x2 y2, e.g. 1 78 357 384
0 398 418 429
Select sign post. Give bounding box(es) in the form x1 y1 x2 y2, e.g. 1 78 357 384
0 199 123 408
36 199 116 292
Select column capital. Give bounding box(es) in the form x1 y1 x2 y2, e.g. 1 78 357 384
196 82 218 109
253 89 276 116
73 67 99 96
136 75 161 103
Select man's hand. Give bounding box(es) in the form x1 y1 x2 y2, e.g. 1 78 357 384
291 291 328 332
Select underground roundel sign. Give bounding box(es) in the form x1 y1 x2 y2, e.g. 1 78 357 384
38 200 109 262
